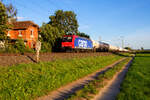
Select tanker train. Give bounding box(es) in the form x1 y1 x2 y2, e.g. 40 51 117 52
61 34 128 52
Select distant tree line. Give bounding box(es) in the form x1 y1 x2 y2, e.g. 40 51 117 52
124 47 132 51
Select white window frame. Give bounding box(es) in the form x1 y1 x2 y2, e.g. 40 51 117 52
7 31 11 37
18 30 22 37
30 29 34 38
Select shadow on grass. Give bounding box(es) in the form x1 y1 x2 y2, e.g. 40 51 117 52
26 55 37 63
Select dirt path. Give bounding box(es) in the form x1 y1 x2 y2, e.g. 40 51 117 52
37 58 126 100
91 58 133 100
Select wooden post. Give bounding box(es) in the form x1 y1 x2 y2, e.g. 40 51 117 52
35 41 41 63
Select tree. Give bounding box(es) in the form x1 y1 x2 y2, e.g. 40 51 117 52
40 10 79 52
40 23 60 45
49 10 78 34
39 23 60 52
124 47 132 50
6 3 17 23
40 10 90 52
141 47 144 50
76 32 90 38
0 1 8 40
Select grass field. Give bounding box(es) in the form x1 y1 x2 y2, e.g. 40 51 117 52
0 54 122 100
117 53 150 100
68 57 131 100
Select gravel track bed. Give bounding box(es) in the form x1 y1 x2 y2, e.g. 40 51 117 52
0 52 111 67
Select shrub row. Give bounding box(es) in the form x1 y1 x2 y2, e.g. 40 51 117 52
0 39 34 54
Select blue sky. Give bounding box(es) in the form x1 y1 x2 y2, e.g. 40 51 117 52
3 0 150 49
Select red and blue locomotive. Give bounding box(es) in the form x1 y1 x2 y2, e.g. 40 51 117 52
61 35 93 51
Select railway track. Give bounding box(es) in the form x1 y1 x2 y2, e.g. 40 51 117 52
0 52 111 66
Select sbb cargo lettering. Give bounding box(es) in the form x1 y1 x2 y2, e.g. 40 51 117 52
78 40 87 48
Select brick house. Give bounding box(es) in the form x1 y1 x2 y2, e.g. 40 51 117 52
7 21 39 48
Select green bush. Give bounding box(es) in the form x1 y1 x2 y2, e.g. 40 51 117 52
1 39 35 54
40 42 52 52
4 44 18 53
13 39 26 54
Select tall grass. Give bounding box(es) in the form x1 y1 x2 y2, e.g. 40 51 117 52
116 53 150 100
0 54 122 100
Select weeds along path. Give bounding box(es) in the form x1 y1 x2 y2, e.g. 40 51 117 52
37 57 126 100
91 57 133 100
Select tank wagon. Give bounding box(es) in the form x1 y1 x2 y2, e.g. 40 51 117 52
99 41 109 51
92 40 109 52
109 45 119 52
61 35 93 52
109 45 129 52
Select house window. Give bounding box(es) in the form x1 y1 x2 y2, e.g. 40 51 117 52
30 29 34 38
24 42 27 45
7 31 11 37
18 30 22 37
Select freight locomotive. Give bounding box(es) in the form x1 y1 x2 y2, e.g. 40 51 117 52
61 34 129 52
61 35 93 52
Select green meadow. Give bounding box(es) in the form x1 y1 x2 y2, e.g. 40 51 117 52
117 53 150 100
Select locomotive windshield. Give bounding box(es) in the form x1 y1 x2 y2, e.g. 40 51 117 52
62 36 72 42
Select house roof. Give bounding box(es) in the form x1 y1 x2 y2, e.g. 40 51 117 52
11 21 39 30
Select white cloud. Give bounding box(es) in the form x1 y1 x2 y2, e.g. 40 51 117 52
16 16 25 20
